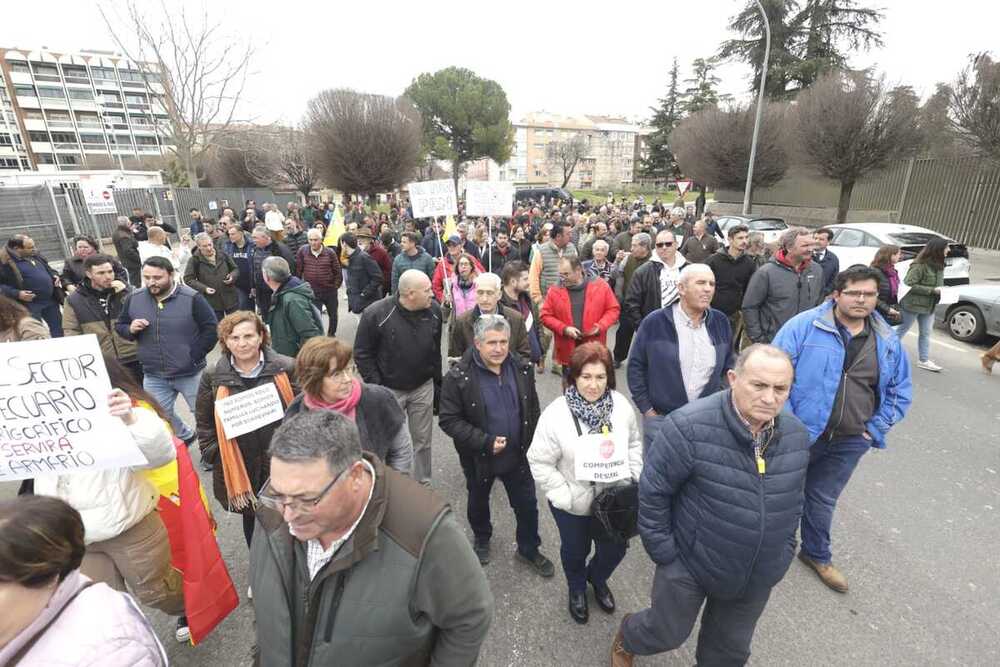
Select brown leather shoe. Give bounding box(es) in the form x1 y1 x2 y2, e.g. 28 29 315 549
610 614 634 667
982 353 996 375
798 551 849 593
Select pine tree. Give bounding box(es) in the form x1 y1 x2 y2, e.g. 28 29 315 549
640 58 682 182
680 58 733 115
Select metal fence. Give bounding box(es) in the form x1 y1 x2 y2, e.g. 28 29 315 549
716 157 1000 249
0 184 302 261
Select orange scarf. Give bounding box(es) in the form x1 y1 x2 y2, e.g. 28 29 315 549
214 372 295 511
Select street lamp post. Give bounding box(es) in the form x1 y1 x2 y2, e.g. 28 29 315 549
742 0 771 215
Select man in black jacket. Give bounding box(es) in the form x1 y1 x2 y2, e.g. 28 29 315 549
705 224 757 345
624 229 687 328
0 234 64 336
249 225 296 317
355 269 441 485
341 232 384 314
439 315 554 576
611 344 810 667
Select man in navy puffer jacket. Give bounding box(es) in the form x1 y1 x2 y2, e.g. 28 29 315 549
611 344 810 667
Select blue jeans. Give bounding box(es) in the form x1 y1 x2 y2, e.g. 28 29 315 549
895 309 933 362
235 287 254 312
29 300 63 337
143 372 202 442
549 503 627 595
800 435 872 564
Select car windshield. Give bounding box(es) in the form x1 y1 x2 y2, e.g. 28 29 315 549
750 219 787 231
888 232 944 245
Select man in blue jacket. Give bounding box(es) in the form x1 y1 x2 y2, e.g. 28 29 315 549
627 264 735 451
116 256 218 446
612 344 810 667
772 265 912 593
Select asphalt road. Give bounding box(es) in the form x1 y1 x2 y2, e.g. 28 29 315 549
3 252 999 666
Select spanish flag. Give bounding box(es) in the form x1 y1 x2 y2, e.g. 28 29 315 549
324 204 346 247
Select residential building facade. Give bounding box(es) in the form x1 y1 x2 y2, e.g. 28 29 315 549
496 112 649 191
0 47 172 173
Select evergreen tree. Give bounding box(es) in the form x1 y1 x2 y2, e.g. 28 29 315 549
719 0 802 99
640 58 682 182
681 58 733 115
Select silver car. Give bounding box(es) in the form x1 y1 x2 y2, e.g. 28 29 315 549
933 284 1000 343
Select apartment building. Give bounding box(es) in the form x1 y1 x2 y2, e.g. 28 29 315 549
0 47 172 172
496 112 649 190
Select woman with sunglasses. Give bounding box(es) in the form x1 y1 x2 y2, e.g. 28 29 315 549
284 336 414 475
195 311 299 549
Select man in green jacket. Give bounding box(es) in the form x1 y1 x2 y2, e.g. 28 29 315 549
251 410 493 666
262 256 323 357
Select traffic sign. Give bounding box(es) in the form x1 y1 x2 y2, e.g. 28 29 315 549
83 186 117 215
676 180 693 197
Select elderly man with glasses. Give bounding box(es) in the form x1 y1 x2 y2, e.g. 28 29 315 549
251 410 493 666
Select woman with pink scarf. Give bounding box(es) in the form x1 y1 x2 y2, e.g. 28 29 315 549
283 336 414 474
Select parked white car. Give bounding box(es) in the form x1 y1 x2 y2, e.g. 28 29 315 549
713 215 789 247
825 223 971 295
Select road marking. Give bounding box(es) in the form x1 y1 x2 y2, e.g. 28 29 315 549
902 330 972 354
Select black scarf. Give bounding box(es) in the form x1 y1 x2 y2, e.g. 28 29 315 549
565 386 614 434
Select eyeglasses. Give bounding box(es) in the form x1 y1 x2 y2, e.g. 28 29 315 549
257 463 355 513
840 290 878 299
327 364 356 381
655 242 674 248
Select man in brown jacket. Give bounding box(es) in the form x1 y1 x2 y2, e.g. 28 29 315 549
449 273 531 360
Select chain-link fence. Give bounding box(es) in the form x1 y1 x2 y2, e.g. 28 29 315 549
0 184 303 261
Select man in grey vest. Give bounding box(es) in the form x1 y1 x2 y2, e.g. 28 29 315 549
528 222 578 372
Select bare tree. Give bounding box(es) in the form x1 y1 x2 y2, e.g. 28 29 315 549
671 103 789 201
234 125 319 200
545 134 588 188
100 0 254 187
949 53 1000 163
793 70 921 223
304 89 422 197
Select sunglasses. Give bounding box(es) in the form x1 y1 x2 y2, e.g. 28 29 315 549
655 241 674 248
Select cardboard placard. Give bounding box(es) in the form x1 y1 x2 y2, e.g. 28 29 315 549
574 431 630 483
0 335 146 481
465 181 514 217
408 179 458 218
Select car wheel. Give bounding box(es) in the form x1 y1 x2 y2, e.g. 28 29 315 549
947 304 986 343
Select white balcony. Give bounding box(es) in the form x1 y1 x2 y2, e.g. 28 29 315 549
53 142 80 151
31 141 52 151
17 95 40 108
8 71 32 85
23 118 46 131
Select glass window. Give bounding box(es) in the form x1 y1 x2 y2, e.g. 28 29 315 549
23 109 44 119
68 88 94 100
36 153 55 164
79 133 105 144
832 228 865 247
56 153 79 164
118 69 144 82
0 135 11 146
135 135 158 145
8 61 30 73
91 66 116 80
125 94 147 104
14 85 35 97
50 132 76 143
31 62 59 76
37 86 65 99
28 131 50 142
62 65 88 78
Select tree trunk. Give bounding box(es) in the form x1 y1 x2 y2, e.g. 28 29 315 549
837 180 855 224
184 153 199 188
452 159 462 198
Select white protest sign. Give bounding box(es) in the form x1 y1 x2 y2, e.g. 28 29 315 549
0 335 146 481
574 432 630 483
215 382 285 440
83 185 117 215
465 181 514 217
408 179 458 218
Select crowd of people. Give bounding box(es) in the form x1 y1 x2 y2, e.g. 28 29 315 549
0 190 992 666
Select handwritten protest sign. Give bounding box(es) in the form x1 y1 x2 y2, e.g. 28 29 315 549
574 432 630 483
465 181 514 217
0 335 146 481
409 179 458 218
215 382 285 440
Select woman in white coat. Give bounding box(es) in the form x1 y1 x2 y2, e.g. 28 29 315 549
528 342 642 625
33 355 189 642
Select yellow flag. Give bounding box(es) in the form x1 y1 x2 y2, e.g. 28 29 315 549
323 205 346 247
443 215 457 240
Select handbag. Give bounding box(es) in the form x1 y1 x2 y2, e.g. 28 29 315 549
570 412 639 544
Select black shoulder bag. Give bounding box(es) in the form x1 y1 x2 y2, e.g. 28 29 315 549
570 411 639 545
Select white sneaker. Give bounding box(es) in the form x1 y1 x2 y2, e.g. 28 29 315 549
917 360 943 372
247 585 253 600
175 616 190 643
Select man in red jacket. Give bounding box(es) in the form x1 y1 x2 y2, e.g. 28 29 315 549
296 228 342 335
540 256 620 375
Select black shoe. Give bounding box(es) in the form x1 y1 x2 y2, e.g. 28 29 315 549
200 460 213 472
568 590 589 624
175 615 190 643
473 540 490 566
516 550 555 578
589 576 616 613
182 434 197 448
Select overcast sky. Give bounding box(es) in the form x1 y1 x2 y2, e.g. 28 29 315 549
4 0 997 125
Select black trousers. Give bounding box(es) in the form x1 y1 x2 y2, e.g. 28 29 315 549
314 290 339 336
123 359 144 386
458 456 541 557
622 558 772 666
613 318 635 363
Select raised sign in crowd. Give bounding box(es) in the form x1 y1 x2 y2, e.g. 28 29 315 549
4 179 991 666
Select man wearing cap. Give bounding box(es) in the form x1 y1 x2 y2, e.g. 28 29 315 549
357 227 392 291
